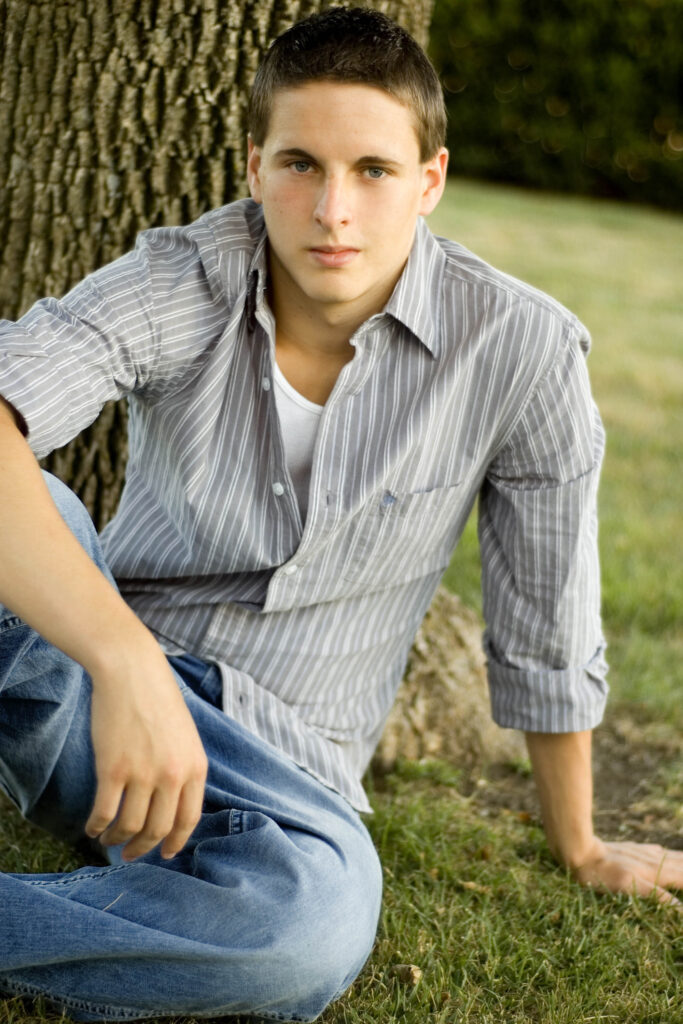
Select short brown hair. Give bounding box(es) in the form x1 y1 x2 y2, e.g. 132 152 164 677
248 6 447 162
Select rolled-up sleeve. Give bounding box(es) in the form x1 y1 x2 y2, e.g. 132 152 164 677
0 238 158 458
479 323 608 732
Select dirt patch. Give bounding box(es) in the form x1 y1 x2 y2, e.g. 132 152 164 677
468 711 683 850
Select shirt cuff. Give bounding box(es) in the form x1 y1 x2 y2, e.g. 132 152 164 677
485 640 609 733
0 334 78 457
0 391 28 437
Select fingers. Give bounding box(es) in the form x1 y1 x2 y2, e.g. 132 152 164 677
605 841 683 892
582 872 682 909
577 840 683 910
88 779 204 862
115 785 182 862
622 857 682 908
657 853 683 892
645 884 682 909
107 784 172 859
85 777 125 841
628 875 682 910
160 776 206 860
86 765 206 862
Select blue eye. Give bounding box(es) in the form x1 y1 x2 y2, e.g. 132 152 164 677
366 167 386 179
292 161 311 173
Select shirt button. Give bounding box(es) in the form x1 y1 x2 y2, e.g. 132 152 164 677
272 482 285 496
262 377 271 391
283 564 298 576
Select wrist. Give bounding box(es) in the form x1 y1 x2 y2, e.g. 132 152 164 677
546 828 603 872
525 730 598 872
83 612 162 685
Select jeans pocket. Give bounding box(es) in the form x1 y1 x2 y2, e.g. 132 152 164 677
168 653 223 708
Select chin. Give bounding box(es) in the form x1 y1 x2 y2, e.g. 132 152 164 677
301 281 364 306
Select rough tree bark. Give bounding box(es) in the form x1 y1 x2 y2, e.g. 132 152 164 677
0 0 433 524
0 0 524 770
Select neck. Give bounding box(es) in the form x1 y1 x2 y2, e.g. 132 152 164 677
273 302 358 359
273 323 356 407
267 246 402 359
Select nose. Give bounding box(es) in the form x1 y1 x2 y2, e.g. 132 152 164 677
314 176 351 231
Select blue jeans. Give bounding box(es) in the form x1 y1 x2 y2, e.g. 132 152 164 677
0 474 382 1021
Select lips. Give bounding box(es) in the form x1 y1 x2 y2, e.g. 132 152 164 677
309 246 359 268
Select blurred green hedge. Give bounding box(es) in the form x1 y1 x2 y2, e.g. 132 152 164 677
428 0 683 208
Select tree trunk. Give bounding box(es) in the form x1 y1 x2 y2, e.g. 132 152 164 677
0 0 434 525
373 588 526 775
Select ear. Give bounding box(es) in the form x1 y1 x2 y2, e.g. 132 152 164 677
417 147 449 217
246 137 263 203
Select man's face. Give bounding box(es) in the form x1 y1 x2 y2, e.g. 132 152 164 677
247 81 448 327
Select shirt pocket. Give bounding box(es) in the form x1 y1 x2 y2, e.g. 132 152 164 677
340 482 465 586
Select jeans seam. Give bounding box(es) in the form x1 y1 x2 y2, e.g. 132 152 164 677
254 1014 308 1021
21 864 129 887
0 975 312 1022
0 974 154 1020
198 661 222 706
0 615 23 631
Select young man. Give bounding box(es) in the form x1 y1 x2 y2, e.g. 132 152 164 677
0 6 680 1021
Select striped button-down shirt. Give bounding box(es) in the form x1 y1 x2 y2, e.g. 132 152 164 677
0 199 608 812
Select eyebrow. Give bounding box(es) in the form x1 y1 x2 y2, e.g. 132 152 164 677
273 147 404 168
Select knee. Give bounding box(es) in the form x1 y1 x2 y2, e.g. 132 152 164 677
311 913 378 1011
174 879 379 1023
270 851 383 1019
41 472 107 566
261 925 376 1021
43 472 92 533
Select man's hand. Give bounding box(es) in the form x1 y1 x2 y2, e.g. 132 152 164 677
85 647 208 862
0 407 208 863
525 730 683 907
569 837 683 906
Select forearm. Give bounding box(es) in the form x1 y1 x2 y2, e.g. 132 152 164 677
0 398 155 678
0 398 208 860
524 729 600 869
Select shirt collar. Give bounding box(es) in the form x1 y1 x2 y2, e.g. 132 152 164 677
245 208 445 357
245 218 269 332
382 216 445 358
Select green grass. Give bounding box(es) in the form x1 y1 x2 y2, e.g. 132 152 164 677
322 769 683 1024
2 181 682 1024
431 178 683 726
3 774 682 1024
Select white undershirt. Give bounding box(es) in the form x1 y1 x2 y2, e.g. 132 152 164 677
272 360 323 521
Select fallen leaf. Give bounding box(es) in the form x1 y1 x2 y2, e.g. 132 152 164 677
392 964 423 986
459 880 492 894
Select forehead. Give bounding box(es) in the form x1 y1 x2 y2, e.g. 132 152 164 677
262 81 422 159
